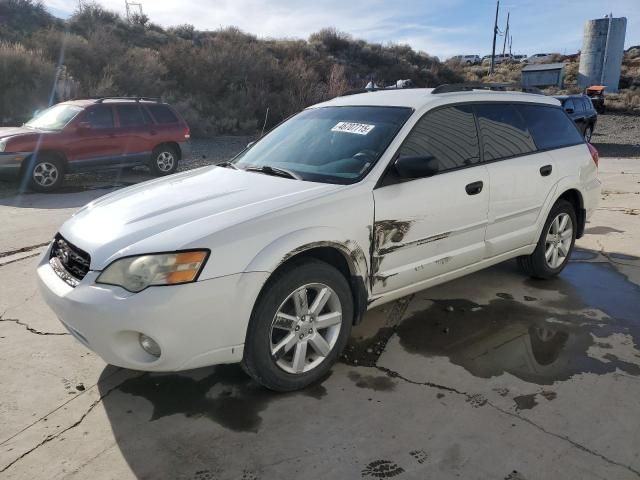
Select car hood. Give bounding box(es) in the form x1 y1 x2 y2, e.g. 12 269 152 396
0 127 38 140
60 166 341 269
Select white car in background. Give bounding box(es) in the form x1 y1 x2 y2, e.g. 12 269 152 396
526 53 559 64
37 85 601 391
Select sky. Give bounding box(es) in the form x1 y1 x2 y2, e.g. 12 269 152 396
45 0 639 59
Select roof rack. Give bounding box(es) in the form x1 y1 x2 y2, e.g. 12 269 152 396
431 83 543 95
92 96 161 103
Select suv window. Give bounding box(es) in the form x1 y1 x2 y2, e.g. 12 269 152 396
475 103 536 161
397 105 480 172
147 105 178 124
583 98 594 112
117 105 148 127
518 105 583 150
84 106 114 129
574 98 585 113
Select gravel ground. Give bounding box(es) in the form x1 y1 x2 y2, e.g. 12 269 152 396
0 113 637 197
590 113 640 157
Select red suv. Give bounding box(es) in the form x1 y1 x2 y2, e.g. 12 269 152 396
0 97 190 191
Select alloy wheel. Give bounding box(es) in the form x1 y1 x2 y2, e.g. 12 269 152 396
544 212 573 269
156 151 175 172
32 162 59 187
270 283 342 374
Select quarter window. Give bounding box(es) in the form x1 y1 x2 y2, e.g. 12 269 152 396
397 105 480 172
475 103 536 161
517 105 584 150
147 105 179 124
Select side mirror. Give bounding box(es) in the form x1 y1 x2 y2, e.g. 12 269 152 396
565 108 574 114
77 121 92 132
394 155 439 179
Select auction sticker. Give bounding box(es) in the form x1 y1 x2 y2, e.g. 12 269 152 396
331 122 375 135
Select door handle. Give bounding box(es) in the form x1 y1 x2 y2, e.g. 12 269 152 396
465 181 483 195
540 165 553 176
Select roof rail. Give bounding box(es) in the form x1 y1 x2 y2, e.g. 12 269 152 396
93 96 161 103
431 83 543 95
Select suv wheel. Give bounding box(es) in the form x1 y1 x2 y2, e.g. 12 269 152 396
150 145 178 176
25 155 64 192
242 259 353 391
584 125 593 142
517 199 576 279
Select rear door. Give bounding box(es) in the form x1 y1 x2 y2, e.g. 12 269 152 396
479 102 558 258
372 105 489 295
114 104 156 166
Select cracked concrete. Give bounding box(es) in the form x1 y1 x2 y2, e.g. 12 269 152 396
0 157 639 479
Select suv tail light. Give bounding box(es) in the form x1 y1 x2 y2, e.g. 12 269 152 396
184 127 191 140
587 143 599 167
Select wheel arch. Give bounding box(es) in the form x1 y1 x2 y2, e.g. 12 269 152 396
153 141 182 160
245 229 370 325
557 188 585 238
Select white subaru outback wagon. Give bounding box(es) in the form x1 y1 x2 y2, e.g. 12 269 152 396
38 85 602 391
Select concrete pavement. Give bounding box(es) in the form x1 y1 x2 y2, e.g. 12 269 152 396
1 157 639 480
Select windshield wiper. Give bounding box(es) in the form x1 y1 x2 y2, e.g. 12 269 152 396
217 161 240 170
244 165 301 180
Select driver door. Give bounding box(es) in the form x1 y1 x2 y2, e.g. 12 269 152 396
66 105 120 168
372 105 490 295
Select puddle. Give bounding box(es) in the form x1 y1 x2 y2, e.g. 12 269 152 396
395 262 640 385
118 364 328 432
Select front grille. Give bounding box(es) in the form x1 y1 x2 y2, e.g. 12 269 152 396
49 234 91 286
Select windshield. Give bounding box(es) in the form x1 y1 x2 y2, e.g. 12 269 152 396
234 106 413 184
26 104 83 130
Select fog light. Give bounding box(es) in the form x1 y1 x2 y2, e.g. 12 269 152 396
139 333 161 358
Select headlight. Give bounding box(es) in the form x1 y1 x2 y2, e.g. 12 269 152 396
96 250 209 292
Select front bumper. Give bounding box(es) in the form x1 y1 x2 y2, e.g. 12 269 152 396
36 249 269 371
0 152 29 176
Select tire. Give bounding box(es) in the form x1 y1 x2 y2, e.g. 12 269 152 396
150 145 179 176
584 125 593 142
242 258 353 392
24 154 65 192
517 199 577 279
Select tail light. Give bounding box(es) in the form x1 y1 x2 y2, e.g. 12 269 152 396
587 143 599 167
184 127 191 140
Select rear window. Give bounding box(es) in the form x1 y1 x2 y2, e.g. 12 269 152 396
517 105 584 150
147 105 179 124
116 105 148 127
475 103 536 161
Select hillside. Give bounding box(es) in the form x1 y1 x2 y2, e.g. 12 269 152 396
0 0 462 135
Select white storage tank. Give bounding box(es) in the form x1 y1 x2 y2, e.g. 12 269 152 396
578 16 627 92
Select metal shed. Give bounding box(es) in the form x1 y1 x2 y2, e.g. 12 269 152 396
521 63 566 88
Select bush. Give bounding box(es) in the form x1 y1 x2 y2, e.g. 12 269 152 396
0 42 55 123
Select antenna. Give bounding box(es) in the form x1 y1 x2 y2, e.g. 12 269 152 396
125 0 144 22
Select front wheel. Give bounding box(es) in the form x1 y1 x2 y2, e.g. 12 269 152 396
517 199 576 279
24 155 65 192
242 259 353 391
150 145 178 176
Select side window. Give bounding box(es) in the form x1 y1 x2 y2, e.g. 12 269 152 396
117 105 148 127
147 105 179 124
582 98 592 112
475 103 536 161
397 105 480 173
518 105 584 150
574 98 585 113
84 106 114 129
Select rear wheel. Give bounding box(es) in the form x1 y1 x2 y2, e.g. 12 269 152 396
24 154 65 192
242 259 353 391
150 145 178 176
517 199 576 279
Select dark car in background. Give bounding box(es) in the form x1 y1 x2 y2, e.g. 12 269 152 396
0 97 190 192
554 95 598 142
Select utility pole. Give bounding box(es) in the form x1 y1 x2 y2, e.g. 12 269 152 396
490 0 500 74
501 11 510 56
